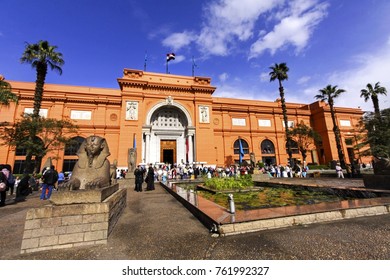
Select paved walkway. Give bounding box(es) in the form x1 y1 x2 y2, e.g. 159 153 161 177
1 178 390 260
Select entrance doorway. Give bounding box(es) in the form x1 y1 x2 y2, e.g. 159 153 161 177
160 140 176 165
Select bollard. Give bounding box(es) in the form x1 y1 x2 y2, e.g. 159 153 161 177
228 193 235 214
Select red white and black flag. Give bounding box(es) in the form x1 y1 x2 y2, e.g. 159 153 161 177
166 53 175 62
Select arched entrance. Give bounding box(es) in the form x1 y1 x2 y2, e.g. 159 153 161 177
143 99 195 165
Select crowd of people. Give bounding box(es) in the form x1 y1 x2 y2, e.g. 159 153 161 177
0 160 372 206
0 164 66 207
128 162 310 188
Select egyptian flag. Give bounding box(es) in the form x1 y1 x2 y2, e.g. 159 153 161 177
166 53 175 62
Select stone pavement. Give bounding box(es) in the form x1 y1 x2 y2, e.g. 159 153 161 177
1 178 390 260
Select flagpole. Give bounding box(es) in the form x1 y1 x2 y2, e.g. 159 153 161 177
144 51 147 71
192 56 195 76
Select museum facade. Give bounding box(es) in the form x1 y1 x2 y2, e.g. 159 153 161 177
1 69 366 173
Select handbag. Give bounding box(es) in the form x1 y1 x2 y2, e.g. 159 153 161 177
144 177 149 183
0 182 6 192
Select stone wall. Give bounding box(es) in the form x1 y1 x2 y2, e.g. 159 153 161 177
20 187 127 254
219 205 390 236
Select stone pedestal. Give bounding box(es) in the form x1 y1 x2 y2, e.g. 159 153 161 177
363 174 390 190
20 184 127 254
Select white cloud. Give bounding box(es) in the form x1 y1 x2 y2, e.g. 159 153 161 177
295 40 390 112
249 0 328 57
327 45 390 111
219 72 229 82
213 84 258 100
162 31 196 51
161 0 283 56
161 0 328 59
297 76 311 85
260 72 269 82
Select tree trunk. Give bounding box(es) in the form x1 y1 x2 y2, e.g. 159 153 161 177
32 63 47 119
279 84 292 165
24 62 47 174
330 103 347 170
372 96 381 122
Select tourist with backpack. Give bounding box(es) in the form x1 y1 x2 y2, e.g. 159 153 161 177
40 165 58 200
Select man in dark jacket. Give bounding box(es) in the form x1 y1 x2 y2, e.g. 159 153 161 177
40 165 58 200
134 165 145 192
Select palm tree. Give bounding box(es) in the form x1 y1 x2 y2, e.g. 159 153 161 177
315 84 347 169
360 82 387 121
269 62 292 164
0 75 18 107
20 40 64 172
20 40 64 119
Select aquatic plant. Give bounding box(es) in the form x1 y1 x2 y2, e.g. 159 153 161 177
203 175 253 191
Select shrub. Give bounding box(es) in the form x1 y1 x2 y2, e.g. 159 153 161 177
204 175 253 191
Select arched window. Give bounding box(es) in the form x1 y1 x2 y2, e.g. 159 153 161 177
63 136 85 172
64 136 85 155
287 140 300 154
261 139 275 154
233 139 249 155
13 137 44 174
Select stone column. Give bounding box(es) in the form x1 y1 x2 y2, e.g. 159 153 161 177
188 134 193 163
145 132 150 164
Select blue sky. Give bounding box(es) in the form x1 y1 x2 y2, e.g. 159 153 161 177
1 0 390 112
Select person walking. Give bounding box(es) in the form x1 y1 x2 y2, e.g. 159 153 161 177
12 176 21 196
146 164 155 191
134 165 144 192
40 165 58 200
336 163 344 179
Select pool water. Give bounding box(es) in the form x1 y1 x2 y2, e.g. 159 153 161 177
196 187 355 210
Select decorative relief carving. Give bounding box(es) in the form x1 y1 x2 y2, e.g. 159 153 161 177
199 105 210 123
166 96 174 105
123 69 143 78
194 77 211 85
110 114 118 121
126 101 138 120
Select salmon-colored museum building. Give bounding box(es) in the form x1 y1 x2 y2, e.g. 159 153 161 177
1 69 365 173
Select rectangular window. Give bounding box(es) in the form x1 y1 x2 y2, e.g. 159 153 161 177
340 120 351 127
282 120 295 128
258 119 271 127
232 118 246 126
70 110 92 120
24 108 48 118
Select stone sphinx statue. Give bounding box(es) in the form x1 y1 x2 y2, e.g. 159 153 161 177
373 156 390 175
61 135 111 190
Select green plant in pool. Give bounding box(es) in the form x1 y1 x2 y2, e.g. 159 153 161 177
203 175 253 191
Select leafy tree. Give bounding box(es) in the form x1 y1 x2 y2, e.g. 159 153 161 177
359 108 390 158
0 75 18 107
20 40 64 172
290 121 322 163
0 114 78 172
315 85 347 169
269 63 292 164
360 82 387 122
